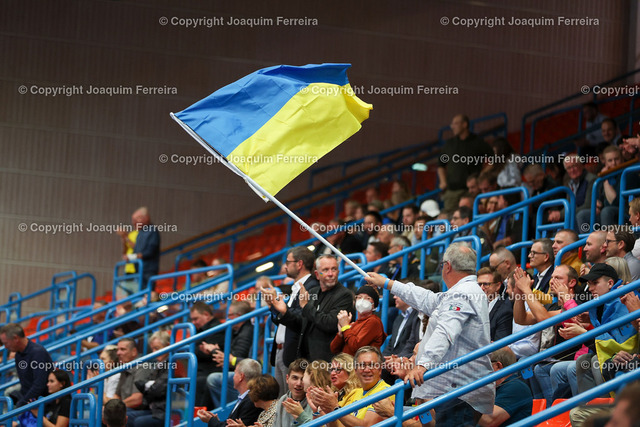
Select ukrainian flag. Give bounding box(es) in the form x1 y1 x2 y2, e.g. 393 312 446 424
174 63 373 195
590 282 639 370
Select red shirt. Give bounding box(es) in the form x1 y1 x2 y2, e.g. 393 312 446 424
330 314 387 356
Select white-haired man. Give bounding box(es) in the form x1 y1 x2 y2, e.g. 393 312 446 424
366 242 495 426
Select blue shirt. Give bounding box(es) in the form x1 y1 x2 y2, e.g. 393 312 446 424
494 374 533 426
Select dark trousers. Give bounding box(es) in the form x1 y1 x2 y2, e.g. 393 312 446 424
435 398 481 427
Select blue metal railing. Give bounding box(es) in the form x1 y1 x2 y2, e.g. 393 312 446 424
337 186 580 290
521 68 640 154
113 259 143 297
164 113 501 275
226 189 442 284
0 303 272 425
0 271 96 324
302 278 640 427
619 164 640 223
163 144 443 263
536 199 571 238
165 352 197 427
555 237 588 267
512 368 640 426
472 186 532 241
0 266 232 382
588 168 626 232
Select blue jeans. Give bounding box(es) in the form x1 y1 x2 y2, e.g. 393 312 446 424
207 371 238 409
550 360 578 398
577 206 619 231
434 398 479 427
532 363 554 404
134 415 164 427
126 409 152 427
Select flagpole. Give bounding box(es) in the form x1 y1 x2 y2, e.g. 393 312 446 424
170 113 371 279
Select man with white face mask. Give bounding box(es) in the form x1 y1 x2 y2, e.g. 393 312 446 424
330 286 387 356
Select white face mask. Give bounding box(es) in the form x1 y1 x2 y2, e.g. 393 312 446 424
355 298 373 314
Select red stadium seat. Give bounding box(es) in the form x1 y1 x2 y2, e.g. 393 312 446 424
532 399 547 414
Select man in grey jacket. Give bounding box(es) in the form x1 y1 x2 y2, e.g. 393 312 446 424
366 242 495 426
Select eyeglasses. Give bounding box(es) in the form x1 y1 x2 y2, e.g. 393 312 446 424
605 239 618 245
329 367 344 373
284 259 298 264
528 250 544 257
490 259 506 269
478 282 499 287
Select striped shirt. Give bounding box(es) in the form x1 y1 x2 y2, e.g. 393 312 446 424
391 276 495 414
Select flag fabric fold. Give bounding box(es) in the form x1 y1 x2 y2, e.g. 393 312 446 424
589 282 639 370
174 63 372 195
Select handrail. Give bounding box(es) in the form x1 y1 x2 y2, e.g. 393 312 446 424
0 303 273 424
113 259 143 297
555 237 588 267
0 266 231 373
302 278 640 427
528 94 637 155
588 168 626 232
0 270 80 320
521 68 640 153
511 366 640 426
226 189 442 283
166 352 197 427
536 199 571 238
172 153 443 271
472 186 532 243
619 164 640 224
337 186 578 287
161 142 442 259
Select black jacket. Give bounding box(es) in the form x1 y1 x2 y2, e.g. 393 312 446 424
270 276 319 367
208 394 262 427
383 309 420 358
489 298 513 342
195 318 226 374
140 361 169 419
277 282 354 363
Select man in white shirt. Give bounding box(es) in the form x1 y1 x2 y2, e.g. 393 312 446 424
366 242 495 426
263 247 318 395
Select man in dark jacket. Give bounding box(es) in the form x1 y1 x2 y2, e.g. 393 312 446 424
203 301 254 408
264 247 319 394
0 323 53 407
125 207 160 288
269 255 354 363
191 301 225 408
477 267 513 342
197 359 263 427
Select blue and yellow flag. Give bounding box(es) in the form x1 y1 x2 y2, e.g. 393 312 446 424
173 63 372 195
589 282 639 370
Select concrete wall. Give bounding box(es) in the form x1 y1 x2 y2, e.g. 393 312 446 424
0 0 630 310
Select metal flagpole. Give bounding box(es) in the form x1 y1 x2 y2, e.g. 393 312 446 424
170 113 371 279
